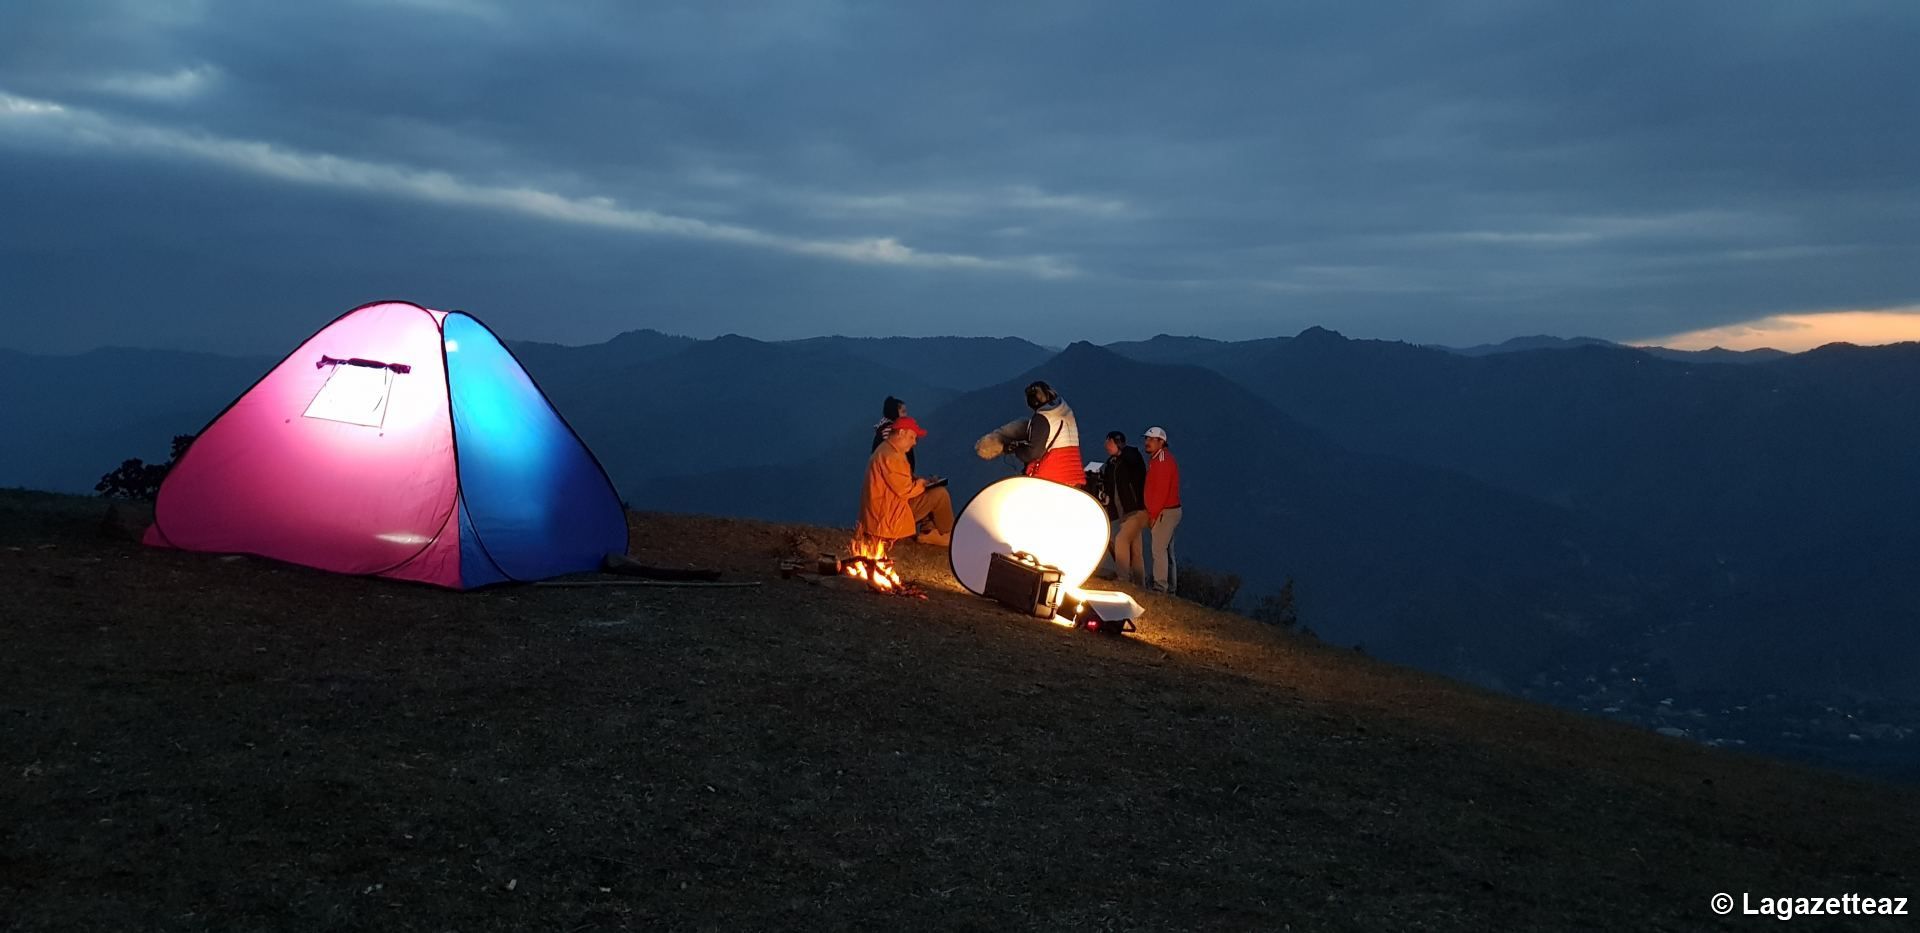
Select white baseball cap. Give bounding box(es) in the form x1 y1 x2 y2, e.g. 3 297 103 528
1143 426 1168 441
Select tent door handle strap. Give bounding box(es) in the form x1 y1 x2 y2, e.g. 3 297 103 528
317 355 412 374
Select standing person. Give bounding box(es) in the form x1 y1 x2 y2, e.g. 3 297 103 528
1020 381 1083 487
1142 426 1182 593
871 396 915 471
856 417 953 549
1101 431 1149 586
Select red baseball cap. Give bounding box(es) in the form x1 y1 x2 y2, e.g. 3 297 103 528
890 416 928 437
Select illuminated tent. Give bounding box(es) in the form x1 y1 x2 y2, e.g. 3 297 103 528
145 300 628 588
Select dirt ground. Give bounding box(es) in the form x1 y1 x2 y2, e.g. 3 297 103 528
2 491 1915 931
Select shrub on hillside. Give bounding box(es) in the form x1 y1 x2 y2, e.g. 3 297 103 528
1250 578 1300 629
96 434 194 501
1176 559 1241 610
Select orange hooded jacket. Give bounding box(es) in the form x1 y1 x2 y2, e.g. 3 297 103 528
857 443 922 541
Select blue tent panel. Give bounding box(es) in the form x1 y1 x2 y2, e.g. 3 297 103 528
444 312 627 585
455 494 511 589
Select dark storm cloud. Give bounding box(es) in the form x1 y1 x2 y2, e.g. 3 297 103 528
2 0 1917 352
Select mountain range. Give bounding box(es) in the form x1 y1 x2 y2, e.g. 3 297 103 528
1436 334 1792 364
7 327 1915 711
1101 330 1920 696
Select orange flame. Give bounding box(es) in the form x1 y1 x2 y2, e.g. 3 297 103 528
844 537 906 593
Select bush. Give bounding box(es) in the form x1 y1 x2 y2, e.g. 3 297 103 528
1175 559 1241 610
96 434 194 501
1250 578 1300 629
95 459 171 501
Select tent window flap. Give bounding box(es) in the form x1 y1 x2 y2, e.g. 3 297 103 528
304 360 398 427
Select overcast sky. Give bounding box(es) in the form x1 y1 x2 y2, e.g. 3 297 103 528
3 0 1918 354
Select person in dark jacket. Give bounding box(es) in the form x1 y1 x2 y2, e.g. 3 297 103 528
1100 431 1149 585
871 396 915 470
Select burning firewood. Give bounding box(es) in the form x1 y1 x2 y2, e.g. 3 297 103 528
839 536 927 599
776 538 928 598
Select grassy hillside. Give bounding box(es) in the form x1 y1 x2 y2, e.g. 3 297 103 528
2 491 1913 930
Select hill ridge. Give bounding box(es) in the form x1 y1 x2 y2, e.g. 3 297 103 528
2 491 1914 929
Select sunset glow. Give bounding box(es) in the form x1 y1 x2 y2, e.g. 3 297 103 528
1639 307 1920 352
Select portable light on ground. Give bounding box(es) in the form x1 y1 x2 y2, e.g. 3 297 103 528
1057 588 1146 634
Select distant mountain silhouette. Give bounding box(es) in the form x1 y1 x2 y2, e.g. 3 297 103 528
783 335 1055 390
1100 334 1262 366
1640 345 1791 364
1443 335 1623 356
517 334 958 490
0 347 266 494
1434 334 1791 364
510 328 697 375
1107 331 1795 371
1191 330 1920 696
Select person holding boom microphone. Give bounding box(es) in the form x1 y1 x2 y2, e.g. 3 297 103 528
1019 381 1084 487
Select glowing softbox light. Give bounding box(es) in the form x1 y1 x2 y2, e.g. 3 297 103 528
949 477 1109 596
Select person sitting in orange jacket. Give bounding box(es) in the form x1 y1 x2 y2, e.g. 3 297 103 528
856 416 953 549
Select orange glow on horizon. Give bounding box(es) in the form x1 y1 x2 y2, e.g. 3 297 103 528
1640 308 1920 353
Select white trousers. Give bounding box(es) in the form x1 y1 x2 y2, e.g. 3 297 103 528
1148 506 1182 591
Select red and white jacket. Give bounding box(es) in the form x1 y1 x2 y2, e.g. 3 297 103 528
1023 398 1083 487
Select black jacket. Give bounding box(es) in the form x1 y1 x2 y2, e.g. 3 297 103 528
1100 445 1147 519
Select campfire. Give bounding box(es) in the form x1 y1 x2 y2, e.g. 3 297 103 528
776 536 929 599
839 537 926 598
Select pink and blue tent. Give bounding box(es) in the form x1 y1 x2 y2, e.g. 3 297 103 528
145 300 628 588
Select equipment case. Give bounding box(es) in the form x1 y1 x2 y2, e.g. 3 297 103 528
984 551 1064 619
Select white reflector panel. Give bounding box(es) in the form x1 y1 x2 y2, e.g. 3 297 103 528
949 476 1110 596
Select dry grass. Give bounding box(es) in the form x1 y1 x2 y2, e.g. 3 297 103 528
1 493 1914 931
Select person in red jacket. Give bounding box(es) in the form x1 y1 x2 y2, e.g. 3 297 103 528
1141 425 1182 593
